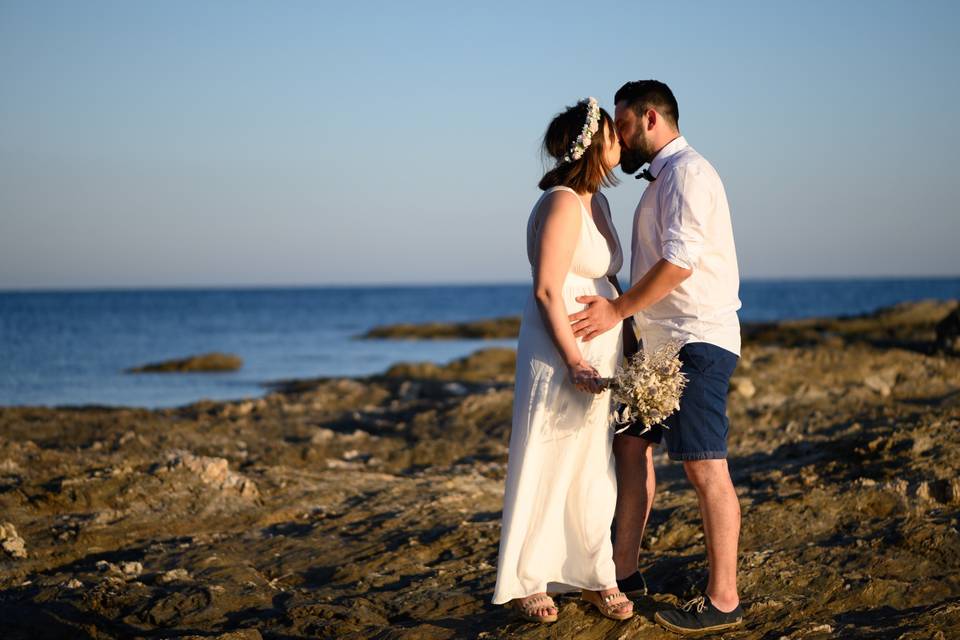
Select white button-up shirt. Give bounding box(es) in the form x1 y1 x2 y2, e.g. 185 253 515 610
630 136 742 356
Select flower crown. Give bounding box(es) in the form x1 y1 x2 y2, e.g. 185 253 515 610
560 97 601 164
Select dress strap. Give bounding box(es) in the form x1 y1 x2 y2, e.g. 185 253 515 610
544 185 588 216
532 187 588 239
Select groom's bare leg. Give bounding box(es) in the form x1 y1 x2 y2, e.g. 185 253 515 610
683 458 740 612
612 435 656 579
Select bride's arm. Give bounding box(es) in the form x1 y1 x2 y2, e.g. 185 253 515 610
533 192 603 393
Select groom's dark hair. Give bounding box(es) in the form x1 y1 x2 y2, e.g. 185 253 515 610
614 80 679 129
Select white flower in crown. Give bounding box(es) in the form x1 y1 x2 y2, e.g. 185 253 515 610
560 97 601 164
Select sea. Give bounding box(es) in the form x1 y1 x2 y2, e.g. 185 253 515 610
1 278 958 409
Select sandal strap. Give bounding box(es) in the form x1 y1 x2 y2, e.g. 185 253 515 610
519 594 555 613
599 591 629 611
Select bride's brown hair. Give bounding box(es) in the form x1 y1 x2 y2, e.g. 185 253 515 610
538 100 620 193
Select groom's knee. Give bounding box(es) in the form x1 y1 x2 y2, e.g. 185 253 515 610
682 458 731 491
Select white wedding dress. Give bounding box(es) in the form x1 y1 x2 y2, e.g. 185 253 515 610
492 186 624 604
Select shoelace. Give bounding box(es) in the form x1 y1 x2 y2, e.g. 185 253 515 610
681 595 707 614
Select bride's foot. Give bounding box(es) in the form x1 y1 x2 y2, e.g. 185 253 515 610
582 587 634 620
512 592 558 623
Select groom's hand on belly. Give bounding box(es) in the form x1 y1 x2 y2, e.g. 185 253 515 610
569 296 623 341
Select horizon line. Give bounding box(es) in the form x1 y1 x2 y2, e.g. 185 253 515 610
2 273 959 294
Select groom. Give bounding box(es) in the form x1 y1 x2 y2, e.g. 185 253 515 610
568 80 744 635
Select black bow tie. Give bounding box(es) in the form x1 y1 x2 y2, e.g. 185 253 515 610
636 168 656 182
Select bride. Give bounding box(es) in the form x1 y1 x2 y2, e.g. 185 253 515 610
492 97 634 623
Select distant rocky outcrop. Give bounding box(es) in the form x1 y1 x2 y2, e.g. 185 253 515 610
126 352 243 373
359 316 521 339
737 299 958 352
361 300 960 355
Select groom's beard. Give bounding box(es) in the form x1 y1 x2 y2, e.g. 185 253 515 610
619 148 647 175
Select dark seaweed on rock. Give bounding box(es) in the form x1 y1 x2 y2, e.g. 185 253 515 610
935 302 960 354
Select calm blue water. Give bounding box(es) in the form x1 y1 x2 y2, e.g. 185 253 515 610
1 278 958 409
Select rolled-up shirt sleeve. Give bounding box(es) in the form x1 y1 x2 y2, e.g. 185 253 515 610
656 164 712 270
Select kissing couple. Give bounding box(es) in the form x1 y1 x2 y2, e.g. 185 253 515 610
492 80 745 636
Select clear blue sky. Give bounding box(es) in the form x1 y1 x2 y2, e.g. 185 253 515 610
1 0 958 289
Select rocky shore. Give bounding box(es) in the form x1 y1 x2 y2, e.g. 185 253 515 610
126 352 244 373
2 300 959 639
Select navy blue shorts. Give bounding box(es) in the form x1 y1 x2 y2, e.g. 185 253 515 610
618 341 739 461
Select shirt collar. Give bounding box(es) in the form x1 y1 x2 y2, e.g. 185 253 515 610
648 135 688 178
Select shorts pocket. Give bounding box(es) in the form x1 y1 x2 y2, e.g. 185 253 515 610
681 342 715 374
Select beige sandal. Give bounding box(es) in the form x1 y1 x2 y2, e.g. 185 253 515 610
512 593 559 623
582 589 634 620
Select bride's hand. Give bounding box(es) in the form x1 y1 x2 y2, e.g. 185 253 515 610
568 359 604 394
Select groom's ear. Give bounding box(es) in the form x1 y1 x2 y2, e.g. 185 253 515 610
645 108 658 131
